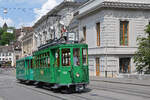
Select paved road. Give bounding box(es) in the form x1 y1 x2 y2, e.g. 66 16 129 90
0 72 150 100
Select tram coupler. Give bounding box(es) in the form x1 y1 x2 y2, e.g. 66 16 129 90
75 84 85 92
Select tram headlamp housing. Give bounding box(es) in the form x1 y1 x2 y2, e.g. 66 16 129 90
76 73 80 77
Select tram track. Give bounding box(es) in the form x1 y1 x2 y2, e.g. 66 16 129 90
16 83 92 100
90 83 150 96
90 84 150 99
16 83 67 100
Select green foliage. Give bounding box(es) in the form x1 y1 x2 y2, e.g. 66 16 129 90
134 25 150 74
0 27 15 45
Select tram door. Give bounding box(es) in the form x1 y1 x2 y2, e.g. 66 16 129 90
52 49 60 83
96 58 100 76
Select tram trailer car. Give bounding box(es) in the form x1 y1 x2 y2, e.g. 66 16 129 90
33 43 89 92
16 56 34 82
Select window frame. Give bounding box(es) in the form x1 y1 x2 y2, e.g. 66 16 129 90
82 48 88 66
96 22 100 46
61 48 71 67
83 26 86 41
73 48 80 66
120 21 129 46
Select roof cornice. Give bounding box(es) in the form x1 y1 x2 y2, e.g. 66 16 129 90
76 1 150 19
33 1 82 28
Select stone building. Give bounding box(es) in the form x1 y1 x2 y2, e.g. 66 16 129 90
13 29 22 59
75 0 150 77
21 27 34 57
0 45 14 67
33 0 88 50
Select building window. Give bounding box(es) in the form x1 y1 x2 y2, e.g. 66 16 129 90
119 58 131 73
83 26 86 41
96 22 100 46
9 58 11 61
2 53 4 56
9 53 11 56
120 21 129 46
96 57 100 76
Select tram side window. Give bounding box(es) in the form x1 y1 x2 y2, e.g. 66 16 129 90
62 49 71 66
55 50 60 67
27 60 30 68
46 52 50 67
82 48 88 66
37 56 40 67
31 60 33 68
73 48 80 66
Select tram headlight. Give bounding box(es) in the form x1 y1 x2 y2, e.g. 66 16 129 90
76 73 80 77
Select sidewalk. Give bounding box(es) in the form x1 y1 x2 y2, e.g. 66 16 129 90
0 68 16 76
90 76 150 86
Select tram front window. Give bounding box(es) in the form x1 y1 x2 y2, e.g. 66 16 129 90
62 49 71 66
82 48 88 66
73 48 80 66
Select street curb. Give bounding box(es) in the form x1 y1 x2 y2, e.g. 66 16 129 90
91 79 150 87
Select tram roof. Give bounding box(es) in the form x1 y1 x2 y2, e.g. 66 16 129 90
33 43 88 55
16 56 32 62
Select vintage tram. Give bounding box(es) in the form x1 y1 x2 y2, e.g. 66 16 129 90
16 56 33 82
16 33 89 92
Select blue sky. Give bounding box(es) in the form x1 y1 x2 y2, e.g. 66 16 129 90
0 0 63 28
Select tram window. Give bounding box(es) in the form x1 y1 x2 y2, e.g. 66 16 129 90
47 57 50 67
55 50 60 67
31 60 33 68
27 60 30 68
62 49 71 66
46 52 50 67
82 48 88 66
73 48 80 66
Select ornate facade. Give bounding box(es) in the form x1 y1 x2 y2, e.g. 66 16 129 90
33 0 88 50
21 27 34 57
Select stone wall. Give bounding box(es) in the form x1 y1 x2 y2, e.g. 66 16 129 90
78 8 150 76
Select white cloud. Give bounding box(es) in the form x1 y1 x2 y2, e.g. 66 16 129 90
34 0 59 23
0 16 14 27
0 0 47 4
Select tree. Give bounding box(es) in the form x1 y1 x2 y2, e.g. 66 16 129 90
0 27 15 45
134 25 150 74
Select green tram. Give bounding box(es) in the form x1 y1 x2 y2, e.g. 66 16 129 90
16 56 33 81
16 43 89 92
33 43 89 92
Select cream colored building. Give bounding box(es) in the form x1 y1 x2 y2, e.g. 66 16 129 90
33 0 88 50
0 45 14 67
75 0 150 77
21 27 35 57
